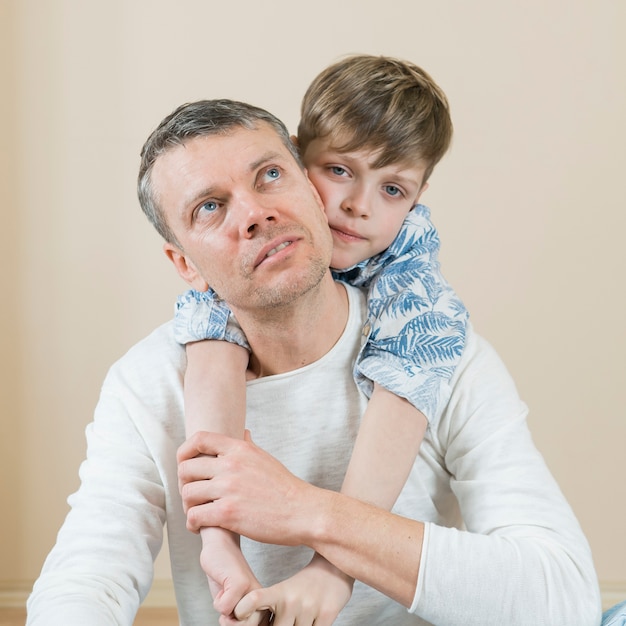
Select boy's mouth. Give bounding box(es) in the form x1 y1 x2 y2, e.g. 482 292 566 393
330 225 366 242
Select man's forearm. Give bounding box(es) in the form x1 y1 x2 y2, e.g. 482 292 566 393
178 431 423 607
305 487 423 607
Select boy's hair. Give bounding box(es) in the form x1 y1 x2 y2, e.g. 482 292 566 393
138 99 302 245
297 55 452 182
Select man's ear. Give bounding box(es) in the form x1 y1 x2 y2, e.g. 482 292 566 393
414 181 429 206
305 175 329 223
290 134 299 149
163 242 209 291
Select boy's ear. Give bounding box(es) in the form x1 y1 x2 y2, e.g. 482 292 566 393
163 242 209 291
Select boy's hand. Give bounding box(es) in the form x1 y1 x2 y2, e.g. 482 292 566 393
198 527 268 625
233 553 354 626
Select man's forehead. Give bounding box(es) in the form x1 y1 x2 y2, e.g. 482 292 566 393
151 123 298 216
165 123 290 170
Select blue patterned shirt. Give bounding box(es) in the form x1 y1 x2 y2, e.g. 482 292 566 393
174 204 468 427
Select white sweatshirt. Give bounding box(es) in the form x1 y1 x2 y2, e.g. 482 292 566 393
27 285 601 625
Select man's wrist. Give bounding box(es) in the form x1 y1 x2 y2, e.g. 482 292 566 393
304 488 344 552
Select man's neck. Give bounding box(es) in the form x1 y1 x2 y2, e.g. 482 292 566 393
234 276 349 379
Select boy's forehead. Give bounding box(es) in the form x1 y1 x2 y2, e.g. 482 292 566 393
307 132 426 172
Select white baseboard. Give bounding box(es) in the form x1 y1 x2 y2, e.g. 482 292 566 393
142 578 177 607
2 578 624 612
0 580 32 608
600 581 626 611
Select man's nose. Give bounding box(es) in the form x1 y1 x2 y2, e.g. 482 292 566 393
236 192 280 237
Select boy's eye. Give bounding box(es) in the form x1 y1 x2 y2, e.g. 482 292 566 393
330 166 348 176
384 185 402 197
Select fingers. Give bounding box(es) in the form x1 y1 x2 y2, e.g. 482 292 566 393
218 608 269 626
234 588 275 621
177 430 256 493
238 609 269 625
177 430 236 464
235 589 320 626
178 453 216 490
186 500 222 533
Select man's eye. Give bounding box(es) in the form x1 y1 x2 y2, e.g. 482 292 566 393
263 168 281 182
330 166 347 176
384 185 402 197
199 200 218 213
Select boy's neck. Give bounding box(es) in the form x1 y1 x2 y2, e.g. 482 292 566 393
236 275 349 379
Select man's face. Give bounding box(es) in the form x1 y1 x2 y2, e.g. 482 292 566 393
302 136 428 270
154 123 333 314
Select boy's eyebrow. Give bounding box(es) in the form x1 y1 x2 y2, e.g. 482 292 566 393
327 150 423 183
387 170 423 187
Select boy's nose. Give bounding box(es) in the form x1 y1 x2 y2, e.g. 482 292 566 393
340 191 370 218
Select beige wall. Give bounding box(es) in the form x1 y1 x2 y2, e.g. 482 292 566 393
2 0 625 602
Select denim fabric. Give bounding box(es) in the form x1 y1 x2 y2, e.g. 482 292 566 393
602 600 626 625
174 288 250 350
333 205 468 424
174 205 468 425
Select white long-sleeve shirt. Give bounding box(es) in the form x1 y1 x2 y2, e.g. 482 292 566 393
27 284 601 625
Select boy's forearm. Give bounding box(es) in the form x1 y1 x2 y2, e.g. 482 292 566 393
184 340 248 437
184 341 255 613
341 383 427 510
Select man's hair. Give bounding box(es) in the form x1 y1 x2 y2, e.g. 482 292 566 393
138 99 302 244
297 55 453 182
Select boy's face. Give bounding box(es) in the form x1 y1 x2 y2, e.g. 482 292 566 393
302 136 428 270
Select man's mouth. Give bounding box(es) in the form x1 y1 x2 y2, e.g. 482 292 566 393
265 241 292 258
254 237 297 268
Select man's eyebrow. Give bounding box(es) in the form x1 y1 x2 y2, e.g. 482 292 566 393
175 152 287 220
248 151 284 172
179 186 217 219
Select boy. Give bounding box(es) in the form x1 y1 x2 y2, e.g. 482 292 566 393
174 55 467 624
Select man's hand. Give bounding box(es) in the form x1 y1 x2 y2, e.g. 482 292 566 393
234 553 354 626
177 430 319 547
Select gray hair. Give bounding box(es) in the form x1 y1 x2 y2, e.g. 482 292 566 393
138 99 302 244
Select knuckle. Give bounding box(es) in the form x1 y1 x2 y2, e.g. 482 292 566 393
177 459 189 481
179 481 192 502
186 505 201 529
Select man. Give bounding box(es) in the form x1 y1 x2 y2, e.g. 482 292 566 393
27 100 601 625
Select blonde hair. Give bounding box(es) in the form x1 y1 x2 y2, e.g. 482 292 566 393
298 55 452 182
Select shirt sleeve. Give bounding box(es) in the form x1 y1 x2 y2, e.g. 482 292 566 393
408 330 601 625
26 378 168 625
353 207 469 427
173 288 250 351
